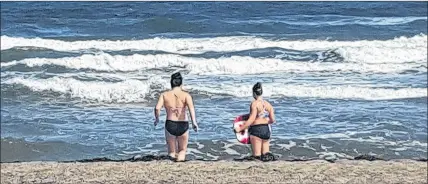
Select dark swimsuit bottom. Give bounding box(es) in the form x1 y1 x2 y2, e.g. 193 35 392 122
248 124 271 140
165 120 189 136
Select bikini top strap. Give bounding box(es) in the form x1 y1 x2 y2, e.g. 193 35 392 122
172 92 186 109
256 100 267 117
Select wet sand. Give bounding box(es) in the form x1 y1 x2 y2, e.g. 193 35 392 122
1 160 427 184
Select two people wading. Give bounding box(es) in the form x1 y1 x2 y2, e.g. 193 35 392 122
154 72 276 161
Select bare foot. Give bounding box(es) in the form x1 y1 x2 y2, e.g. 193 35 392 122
176 151 186 162
168 153 176 160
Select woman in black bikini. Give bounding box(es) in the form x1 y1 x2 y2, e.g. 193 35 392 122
154 72 198 162
234 82 276 160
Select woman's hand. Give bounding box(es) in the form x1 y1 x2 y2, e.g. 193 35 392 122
154 118 159 126
192 122 198 132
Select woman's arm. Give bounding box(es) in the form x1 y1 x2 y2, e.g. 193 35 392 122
154 93 164 125
186 93 198 131
268 103 276 124
236 102 257 132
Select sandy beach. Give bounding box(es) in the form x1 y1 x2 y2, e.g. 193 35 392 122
1 160 427 184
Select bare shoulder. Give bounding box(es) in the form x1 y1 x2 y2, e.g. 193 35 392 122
181 90 190 97
250 100 258 108
266 100 274 110
163 90 172 96
181 91 192 101
182 89 192 97
160 90 172 99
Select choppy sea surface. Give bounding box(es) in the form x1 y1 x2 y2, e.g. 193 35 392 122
1 2 427 162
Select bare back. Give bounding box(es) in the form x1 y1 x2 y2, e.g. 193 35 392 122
162 90 189 121
252 100 274 125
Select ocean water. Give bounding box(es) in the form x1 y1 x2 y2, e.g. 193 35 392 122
1 2 427 162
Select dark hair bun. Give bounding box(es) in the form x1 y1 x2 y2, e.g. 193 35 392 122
171 72 182 79
171 72 183 88
252 82 263 95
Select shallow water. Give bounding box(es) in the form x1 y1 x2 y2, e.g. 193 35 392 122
1 2 427 162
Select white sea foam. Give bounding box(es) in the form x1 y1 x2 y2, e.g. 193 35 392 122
1 54 186 72
223 16 427 26
316 151 354 160
222 143 241 155
190 83 427 100
1 53 425 75
276 140 297 150
4 76 426 102
3 76 169 103
1 35 426 64
349 16 427 26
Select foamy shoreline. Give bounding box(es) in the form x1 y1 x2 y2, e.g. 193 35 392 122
1 160 426 184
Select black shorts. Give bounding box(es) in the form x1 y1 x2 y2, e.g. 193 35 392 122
165 120 189 136
248 124 271 140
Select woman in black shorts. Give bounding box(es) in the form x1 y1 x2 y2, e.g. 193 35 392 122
235 82 276 160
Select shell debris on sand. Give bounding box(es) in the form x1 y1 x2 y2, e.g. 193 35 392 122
1 160 427 184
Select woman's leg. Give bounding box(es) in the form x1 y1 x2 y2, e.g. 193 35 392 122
165 129 177 158
176 130 189 161
249 135 262 157
262 124 271 155
261 139 270 155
